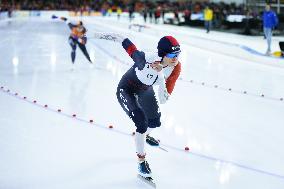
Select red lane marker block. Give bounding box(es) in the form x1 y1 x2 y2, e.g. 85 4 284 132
44 104 48 108
33 100 37 103
108 125 113 129
184 146 190 151
57 109 62 112
23 96 27 99
89 119 94 123
72 114 76 117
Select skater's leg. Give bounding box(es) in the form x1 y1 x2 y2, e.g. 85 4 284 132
146 128 154 135
78 41 92 63
138 87 160 122
117 87 147 151
135 132 146 158
117 86 155 177
69 37 77 64
116 87 148 134
138 87 161 146
146 117 161 146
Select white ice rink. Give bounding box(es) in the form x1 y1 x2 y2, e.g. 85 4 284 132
0 16 284 189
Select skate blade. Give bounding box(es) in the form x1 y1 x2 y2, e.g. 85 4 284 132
150 144 168 152
158 146 168 152
147 143 168 152
137 174 156 188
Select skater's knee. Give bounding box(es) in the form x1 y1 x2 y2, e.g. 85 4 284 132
148 115 161 129
131 109 148 134
136 126 147 134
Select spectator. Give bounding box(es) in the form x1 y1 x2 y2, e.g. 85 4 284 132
143 8 147 23
107 8 112 16
204 6 213 33
128 4 134 22
174 9 179 24
149 9 153 23
262 4 278 55
183 9 191 24
117 7 122 20
154 7 161 24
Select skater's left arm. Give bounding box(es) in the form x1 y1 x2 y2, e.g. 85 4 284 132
165 62 181 95
157 62 181 104
157 71 169 104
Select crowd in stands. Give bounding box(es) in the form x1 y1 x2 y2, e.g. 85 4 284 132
0 0 254 15
1 0 282 34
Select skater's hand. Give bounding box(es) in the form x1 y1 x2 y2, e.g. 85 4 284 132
51 15 58 19
158 86 170 104
78 38 86 44
151 61 163 72
60 17 67 22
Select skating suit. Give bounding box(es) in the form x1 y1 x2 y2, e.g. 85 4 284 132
68 23 87 44
116 38 181 134
67 23 91 63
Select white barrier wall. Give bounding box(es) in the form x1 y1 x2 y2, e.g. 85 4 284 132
6 10 148 25
12 10 70 18
210 0 245 5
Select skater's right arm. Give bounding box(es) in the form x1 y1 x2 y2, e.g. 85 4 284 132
53 16 76 29
62 18 78 30
59 16 68 22
52 15 68 23
122 38 146 69
93 32 146 69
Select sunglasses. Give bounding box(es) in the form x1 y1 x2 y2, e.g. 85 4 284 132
166 52 180 59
